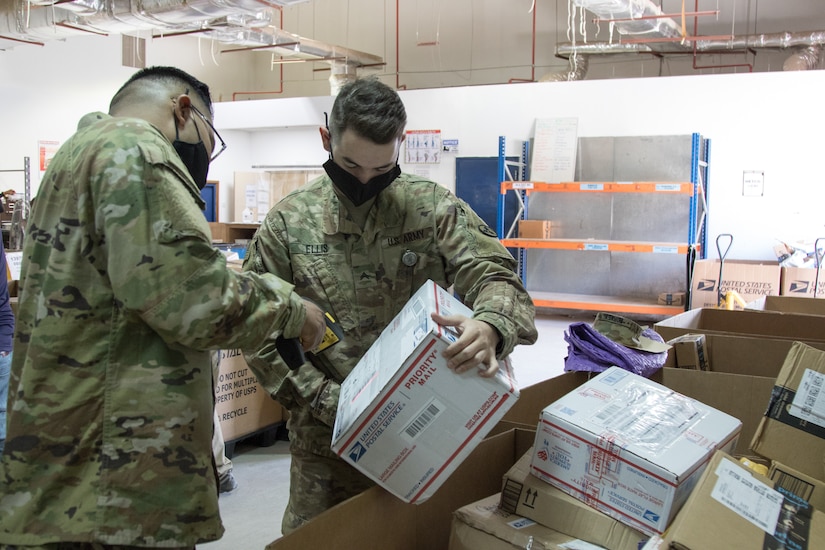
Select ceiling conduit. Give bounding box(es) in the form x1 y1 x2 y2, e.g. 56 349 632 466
0 0 383 86
558 1 825 75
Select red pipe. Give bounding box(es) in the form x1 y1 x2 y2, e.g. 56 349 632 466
691 0 752 73
231 6 285 101
396 0 406 89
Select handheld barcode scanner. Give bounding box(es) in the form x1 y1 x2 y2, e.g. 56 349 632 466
275 310 343 370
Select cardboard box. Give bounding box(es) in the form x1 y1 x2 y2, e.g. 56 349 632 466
780 266 825 299
650 451 825 550
448 493 585 550
751 342 825 480
518 220 553 239
331 280 519 504
689 259 780 309
530 367 741 536
747 295 825 315
666 333 710 371
657 291 685 306
500 448 646 550
215 349 283 442
770 460 825 511
654 307 825 343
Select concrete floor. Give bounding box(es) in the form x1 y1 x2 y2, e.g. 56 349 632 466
199 312 593 550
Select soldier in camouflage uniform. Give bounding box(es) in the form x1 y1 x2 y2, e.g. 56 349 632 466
242 77 538 534
0 67 326 549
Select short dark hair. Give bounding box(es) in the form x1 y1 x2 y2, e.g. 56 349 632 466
328 77 406 146
109 66 213 115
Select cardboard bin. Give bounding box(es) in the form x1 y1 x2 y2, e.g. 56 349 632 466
648 451 825 550
747 294 825 315
530 367 741 536
331 280 519 504
215 349 283 442
654 307 825 343
751 341 825 481
518 220 553 239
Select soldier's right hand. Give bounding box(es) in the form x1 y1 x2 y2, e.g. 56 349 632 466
300 299 326 352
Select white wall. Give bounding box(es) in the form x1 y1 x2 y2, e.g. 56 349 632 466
214 70 825 262
2 32 823 262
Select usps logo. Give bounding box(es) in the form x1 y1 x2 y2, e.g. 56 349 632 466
643 509 660 524
789 281 809 293
348 442 367 463
696 279 717 292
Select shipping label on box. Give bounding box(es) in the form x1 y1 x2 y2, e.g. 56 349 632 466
690 259 780 309
781 266 825 299
332 280 519 504
530 366 741 536
649 451 825 550
751 341 825 481
770 460 825 511
500 448 646 550
215 349 283 441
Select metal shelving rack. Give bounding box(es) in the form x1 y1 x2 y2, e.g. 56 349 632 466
497 134 709 317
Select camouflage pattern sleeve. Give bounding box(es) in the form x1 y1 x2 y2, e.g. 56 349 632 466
433 188 538 357
93 124 307 352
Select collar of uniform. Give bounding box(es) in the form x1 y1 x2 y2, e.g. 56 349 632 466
320 174 406 239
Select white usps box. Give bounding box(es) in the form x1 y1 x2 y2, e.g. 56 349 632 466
530 366 741 536
332 279 519 504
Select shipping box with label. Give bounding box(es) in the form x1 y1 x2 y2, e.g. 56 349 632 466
500 448 646 550
751 341 825 481
689 259 780 309
530 367 741 536
649 451 825 550
331 279 519 504
215 349 283 442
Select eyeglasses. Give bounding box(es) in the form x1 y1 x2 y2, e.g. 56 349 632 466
190 104 227 162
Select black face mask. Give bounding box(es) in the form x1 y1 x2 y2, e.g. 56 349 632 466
323 158 401 206
172 118 210 190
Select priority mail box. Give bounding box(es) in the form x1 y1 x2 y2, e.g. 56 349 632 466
500 448 646 550
648 451 825 550
448 493 585 550
530 366 741 536
332 279 519 504
689 259 780 309
751 341 825 481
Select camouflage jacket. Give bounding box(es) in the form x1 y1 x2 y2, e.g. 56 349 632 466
243 173 538 457
0 114 307 547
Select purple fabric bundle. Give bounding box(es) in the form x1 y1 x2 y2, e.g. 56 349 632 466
563 321 667 378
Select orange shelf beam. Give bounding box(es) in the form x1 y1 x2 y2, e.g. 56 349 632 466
500 181 694 194
501 239 690 254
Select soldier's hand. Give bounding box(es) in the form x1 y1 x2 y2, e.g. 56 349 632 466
300 300 326 351
431 312 500 378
